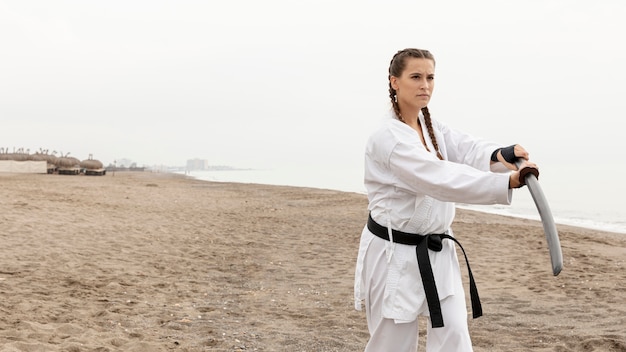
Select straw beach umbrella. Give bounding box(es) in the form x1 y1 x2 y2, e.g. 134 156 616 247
80 157 103 170
28 153 48 162
56 156 80 168
56 152 81 175
81 154 106 176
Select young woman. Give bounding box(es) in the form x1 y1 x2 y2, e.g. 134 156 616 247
354 48 537 351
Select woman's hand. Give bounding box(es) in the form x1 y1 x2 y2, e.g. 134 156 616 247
509 160 539 189
497 144 529 171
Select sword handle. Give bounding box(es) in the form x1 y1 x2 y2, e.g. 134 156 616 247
515 160 539 184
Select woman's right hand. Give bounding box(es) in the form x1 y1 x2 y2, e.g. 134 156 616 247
509 160 539 189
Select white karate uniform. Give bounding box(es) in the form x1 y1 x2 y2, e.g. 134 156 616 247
354 112 513 351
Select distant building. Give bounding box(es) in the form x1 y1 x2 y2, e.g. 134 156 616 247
115 158 134 168
186 158 208 171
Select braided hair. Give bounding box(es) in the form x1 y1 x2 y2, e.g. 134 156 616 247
388 48 444 160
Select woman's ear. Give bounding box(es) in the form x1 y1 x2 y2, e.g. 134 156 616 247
390 76 399 91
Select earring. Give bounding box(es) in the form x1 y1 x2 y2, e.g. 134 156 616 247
394 94 397 103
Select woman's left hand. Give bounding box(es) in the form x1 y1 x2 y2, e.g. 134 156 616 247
498 144 529 171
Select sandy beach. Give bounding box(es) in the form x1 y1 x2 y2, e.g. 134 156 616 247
0 171 624 352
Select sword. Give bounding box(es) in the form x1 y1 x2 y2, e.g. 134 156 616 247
515 160 563 276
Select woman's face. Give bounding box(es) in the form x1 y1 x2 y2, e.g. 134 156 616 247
391 57 435 111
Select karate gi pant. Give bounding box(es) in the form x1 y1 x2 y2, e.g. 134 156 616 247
363 237 473 352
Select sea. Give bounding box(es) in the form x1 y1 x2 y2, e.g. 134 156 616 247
180 163 626 235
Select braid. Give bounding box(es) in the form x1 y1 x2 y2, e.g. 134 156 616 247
421 107 444 160
389 85 402 121
389 52 403 121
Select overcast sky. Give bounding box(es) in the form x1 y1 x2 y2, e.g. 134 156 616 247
1 0 625 173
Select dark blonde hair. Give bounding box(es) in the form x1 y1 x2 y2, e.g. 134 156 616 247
388 48 443 160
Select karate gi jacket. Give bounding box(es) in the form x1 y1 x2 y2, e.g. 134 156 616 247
354 112 512 323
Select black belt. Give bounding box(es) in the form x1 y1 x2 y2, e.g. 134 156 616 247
367 213 482 328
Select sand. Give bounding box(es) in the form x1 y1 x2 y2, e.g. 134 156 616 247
0 171 624 352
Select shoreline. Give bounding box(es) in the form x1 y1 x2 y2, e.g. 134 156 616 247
183 169 626 236
456 204 626 236
1 171 624 351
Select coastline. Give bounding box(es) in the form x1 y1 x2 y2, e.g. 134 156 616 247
188 167 626 235
184 168 626 235
0 171 624 351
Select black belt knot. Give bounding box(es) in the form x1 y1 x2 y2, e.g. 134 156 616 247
367 213 482 328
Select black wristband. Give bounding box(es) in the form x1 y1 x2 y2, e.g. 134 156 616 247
500 145 517 163
490 148 501 162
491 145 517 163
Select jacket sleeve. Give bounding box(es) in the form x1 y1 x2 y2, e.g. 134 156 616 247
368 123 511 205
436 120 503 171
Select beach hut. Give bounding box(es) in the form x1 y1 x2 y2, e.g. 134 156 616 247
56 154 81 175
80 154 106 176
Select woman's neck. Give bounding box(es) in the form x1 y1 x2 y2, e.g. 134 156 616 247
399 106 421 128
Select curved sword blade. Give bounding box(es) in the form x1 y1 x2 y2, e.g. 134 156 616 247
516 161 563 276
